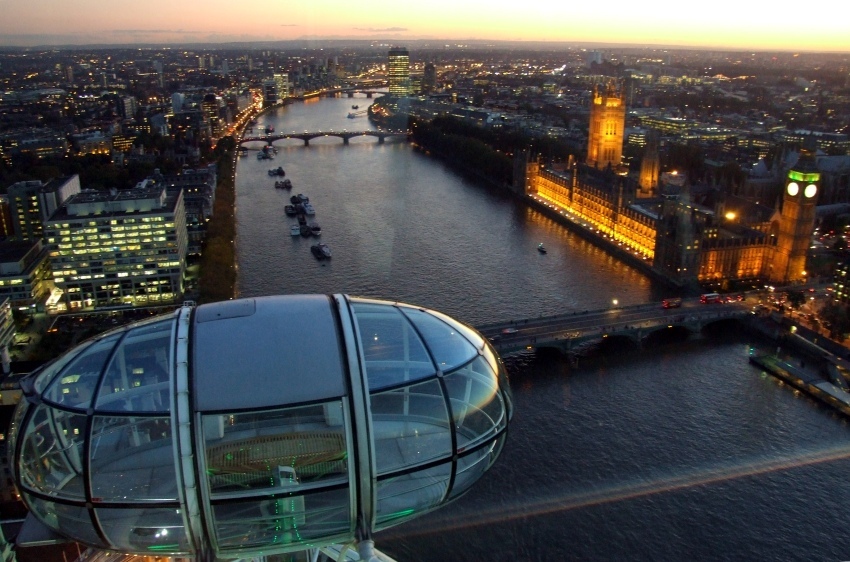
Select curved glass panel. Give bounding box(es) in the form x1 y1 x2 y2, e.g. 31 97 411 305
213 488 351 552
29 498 104 548
375 462 451 526
400 308 477 373
351 302 435 389
95 320 173 413
96 505 190 553
33 340 95 395
7 398 30 483
18 404 87 499
449 438 504 500
371 379 451 475
203 402 348 496
43 334 122 410
443 356 506 452
423 307 485 351
90 416 177 502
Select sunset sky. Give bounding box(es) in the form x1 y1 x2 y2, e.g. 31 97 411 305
1 0 848 52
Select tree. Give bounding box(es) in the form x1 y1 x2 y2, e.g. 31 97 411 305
785 290 806 313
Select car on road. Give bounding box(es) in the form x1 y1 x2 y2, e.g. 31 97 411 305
501 327 519 334
662 298 682 309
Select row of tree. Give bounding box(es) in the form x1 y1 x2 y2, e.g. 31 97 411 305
197 136 237 303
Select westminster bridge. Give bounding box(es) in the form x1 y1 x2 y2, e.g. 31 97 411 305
476 298 752 356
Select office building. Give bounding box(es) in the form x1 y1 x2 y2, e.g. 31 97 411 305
422 62 437 94
0 240 53 311
7 175 81 242
387 47 410 97
43 185 187 311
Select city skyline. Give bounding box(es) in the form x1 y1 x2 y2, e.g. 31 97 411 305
1 0 849 53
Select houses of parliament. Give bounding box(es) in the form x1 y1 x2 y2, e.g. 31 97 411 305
514 80 822 291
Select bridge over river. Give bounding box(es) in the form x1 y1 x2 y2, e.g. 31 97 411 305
240 130 407 146
476 298 752 356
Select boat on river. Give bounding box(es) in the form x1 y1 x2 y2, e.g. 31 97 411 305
537 243 547 254
290 224 301 236
303 203 316 216
309 222 321 236
311 243 332 259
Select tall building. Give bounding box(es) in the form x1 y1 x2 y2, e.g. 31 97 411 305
387 47 410 97
7 175 81 242
638 130 660 196
422 62 437 94
587 80 626 171
262 73 289 105
201 93 222 138
43 184 187 311
771 144 820 283
0 240 53 310
273 73 289 99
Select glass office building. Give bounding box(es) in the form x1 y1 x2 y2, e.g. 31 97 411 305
10 294 512 560
387 47 410 97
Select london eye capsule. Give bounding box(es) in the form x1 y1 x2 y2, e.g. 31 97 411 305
10 295 513 560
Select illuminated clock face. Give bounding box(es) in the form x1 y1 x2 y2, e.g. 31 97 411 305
787 182 799 196
804 183 817 198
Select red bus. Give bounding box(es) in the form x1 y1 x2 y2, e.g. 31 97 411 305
700 293 722 304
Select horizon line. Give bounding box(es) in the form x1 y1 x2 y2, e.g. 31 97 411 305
0 38 848 55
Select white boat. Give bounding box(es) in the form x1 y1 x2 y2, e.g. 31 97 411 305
290 224 301 236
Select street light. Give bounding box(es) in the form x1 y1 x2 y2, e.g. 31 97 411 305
612 298 618 307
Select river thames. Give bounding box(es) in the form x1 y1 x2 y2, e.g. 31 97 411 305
235 95 850 561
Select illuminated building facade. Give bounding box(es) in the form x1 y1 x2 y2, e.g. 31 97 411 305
524 159 658 262
587 80 626 171
274 73 289 99
771 145 820 283
7 175 81 242
521 150 814 289
387 47 410 97
43 185 187 311
201 94 221 138
0 240 54 311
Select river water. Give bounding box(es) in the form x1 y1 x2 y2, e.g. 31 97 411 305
235 96 850 561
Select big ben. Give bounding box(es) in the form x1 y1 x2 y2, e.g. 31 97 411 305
771 145 820 284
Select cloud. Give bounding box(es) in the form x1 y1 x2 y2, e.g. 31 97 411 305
112 29 204 35
280 24 299 27
353 27 408 32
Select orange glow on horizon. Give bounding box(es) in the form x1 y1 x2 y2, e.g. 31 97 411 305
0 0 848 52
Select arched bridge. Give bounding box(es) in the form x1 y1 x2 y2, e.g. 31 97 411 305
239 130 407 146
476 299 753 356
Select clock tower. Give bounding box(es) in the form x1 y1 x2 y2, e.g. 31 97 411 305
771 145 820 284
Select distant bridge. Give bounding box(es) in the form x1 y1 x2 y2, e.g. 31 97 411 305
239 130 407 146
476 299 752 356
